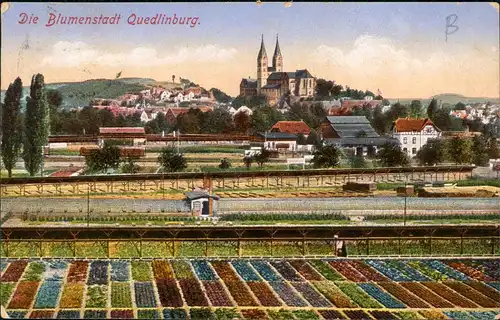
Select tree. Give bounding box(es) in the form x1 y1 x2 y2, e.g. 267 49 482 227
471 136 490 166
233 111 252 134
158 148 187 172
331 84 343 98
446 136 473 164
201 109 233 134
427 98 438 119
306 130 321 146
85 143 121 173
372 105 387 135
1 77 23 177
409 100 423 118
455 102 466 110
311 145 340 168
254 147 271 168
219 158 231 170
349 155 367 168
485 137 499 160
23 74 50 176
296 133 307 145
315 79 334 98
377 142 409 167
209 88 232 103
121 157 140 174
243 155 254 169
415 139 446 166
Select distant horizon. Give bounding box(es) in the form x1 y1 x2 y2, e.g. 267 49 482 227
1 2 498 98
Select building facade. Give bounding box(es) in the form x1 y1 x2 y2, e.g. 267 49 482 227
391 118 441 157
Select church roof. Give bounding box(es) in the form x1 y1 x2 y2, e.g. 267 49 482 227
268 72 289 80
295 69 314 78
257 34 267 59
273 34 282 57
241 78 257 88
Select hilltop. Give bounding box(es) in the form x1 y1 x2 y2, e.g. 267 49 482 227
388 93 500 106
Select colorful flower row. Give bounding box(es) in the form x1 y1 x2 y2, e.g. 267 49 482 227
191 260 217 281
308 260 344 281
365 260 410 282
247 281 282 306
1 261 28 282
269 281 308 307
420 260 469 280
377 282 430 308
178 278 209 306
152 260 175 280
250 261 282 281
288 260 324 281
347 260 387 282
156 279 183 307
269 261 303 282
88 261 108 285
334 281 382 308
211 261 240 282
291 281 332 307
202 280 233 306
421 282 478 308
328 261 368 282
358 282 406 309
43 261 67 281
134 282 157 308
312 281 356 308
231 260 261 281
383 260 430 281
400 281 454 308
443 281 500 308
445 261 493 281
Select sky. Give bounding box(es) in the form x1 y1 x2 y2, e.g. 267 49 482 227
1 2 499 99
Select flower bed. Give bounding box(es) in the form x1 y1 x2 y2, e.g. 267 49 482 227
231 261 261 281
43 261 67 281
162 308 187 319
1 261 28 282
214 308 240 320
328 261 368 282
152 260 175 280
405 260 448 281
308 260 343 281
443 280 500 307
480 260 500 280
270 261 303 281
347 260 388 282
67 261 89 283
365 260 410 282
468 311 500 320
421 282 478 308
291 281 332 307
134 282 158 307
211 261 240 281
202 280 234 306
189 308 215 320
191 260 217 280
29 310 54 319
56 310 81 319
370 310 398 320
343 309 372 320
400 282 454 308
8 281 40 309
240 309 268 320
111 282 132 308
171 260 195 279
22 262 46 281
87 261 108 285
335 281 383 308
444 311 478 320
419 310 448 320
318 310 344 320
358 283 405 309
378 282 430 308
267 309 295 320
446 261 493 281
420 260 468 280
293 310 321 320
110 309 134 319
83 310 107 319
288 260 323 281
224 280 258 306
312 280 357 308
269 281 308 307
0 283 15 306
247 281 282 306
383 260 430 281
156 279 183 307
178 278 209 306
137 309 160 319
250 261 282 281
487 282 500 291
110 261 129 282
59 283 84 308
131 261 152 281
85 284 107 308
466 280 500 301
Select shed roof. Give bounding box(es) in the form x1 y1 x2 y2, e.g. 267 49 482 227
324 137 399 146
185 191 220 201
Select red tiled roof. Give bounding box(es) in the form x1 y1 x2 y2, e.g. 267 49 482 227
271 121 311 135
168 108 190 116
393 118 439 132
328 106 351 116
99 127 145 134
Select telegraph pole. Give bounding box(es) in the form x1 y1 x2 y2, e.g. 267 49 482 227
87 185 90 228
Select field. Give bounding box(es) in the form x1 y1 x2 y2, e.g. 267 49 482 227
1 258 499 319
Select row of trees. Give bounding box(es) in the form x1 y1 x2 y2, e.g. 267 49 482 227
417 135 499 166
2 75 50 177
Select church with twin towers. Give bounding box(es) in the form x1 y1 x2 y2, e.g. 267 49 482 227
240 34 316 105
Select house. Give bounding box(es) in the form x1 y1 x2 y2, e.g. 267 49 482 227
391 118 441 157
185 191 220 217
240 78 258 96
320 116 390 156
271 121 311 137
98 127 146 146
165 108 190 125
255 132 298 152
320 116 378 139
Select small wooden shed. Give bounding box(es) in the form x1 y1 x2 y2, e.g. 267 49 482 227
185 191 220 217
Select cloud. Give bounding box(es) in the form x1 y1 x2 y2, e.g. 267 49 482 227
311 35 499 97
42 41 238 67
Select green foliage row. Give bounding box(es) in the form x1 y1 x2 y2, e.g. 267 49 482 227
27 214 196 223
148 145 247 153
364 213 500 221
219 212 348 222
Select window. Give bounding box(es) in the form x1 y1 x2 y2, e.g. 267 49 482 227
412 148 417 155
403 137 408 144
403 148 408 153
412 137 417 144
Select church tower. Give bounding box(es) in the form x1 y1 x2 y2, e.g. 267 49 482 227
257 34 268 94
272 34 283 72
